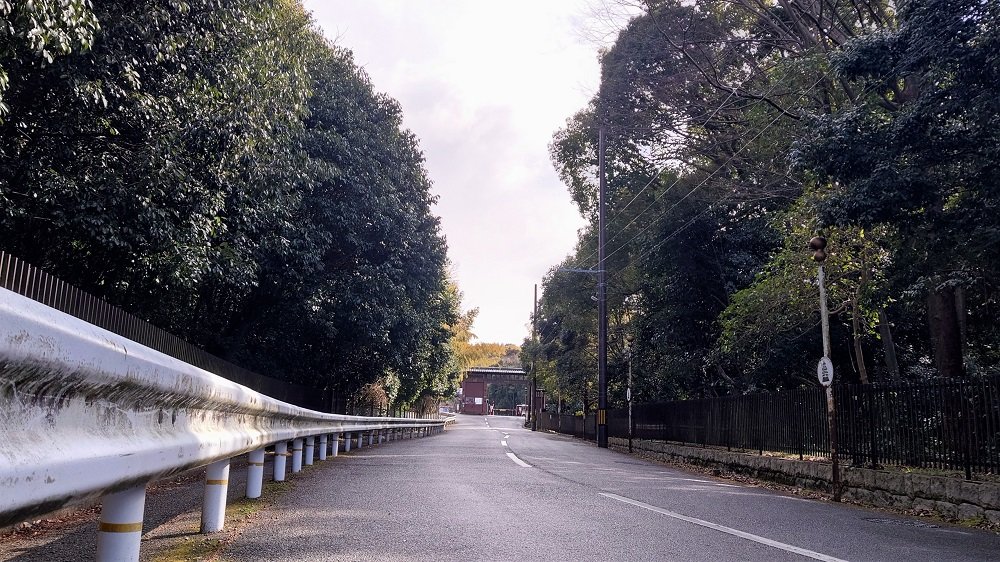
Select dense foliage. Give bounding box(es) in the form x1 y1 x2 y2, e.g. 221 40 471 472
0 0 461 410
533 0 1000 413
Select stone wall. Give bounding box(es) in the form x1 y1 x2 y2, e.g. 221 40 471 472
609 437 1000 526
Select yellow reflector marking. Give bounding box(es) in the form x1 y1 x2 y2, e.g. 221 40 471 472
99 522 143 533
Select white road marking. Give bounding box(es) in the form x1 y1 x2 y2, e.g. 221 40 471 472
600 493 848 562
628 476 741 489
501 440 508 446
506 452 532 468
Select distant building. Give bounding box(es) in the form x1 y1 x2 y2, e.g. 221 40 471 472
458 367 527 415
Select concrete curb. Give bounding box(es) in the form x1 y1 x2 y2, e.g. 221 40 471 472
609 437 1000 526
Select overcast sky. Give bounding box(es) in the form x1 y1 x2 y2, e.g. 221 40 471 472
302 1 634 344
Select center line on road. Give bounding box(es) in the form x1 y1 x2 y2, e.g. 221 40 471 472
506 452 532 468
599 493 847 562
500 440 508 446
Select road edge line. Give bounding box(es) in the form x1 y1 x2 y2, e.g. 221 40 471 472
599 492 848 562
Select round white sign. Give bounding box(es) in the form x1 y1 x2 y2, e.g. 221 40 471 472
817 357 834 387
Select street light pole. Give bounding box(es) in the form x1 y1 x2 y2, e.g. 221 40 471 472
811 236 840 502
597 126 608 448
627 347 633 453
531 283 538 431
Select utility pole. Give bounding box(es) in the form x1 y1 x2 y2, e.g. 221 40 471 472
597 126 608 448
531 283 538 431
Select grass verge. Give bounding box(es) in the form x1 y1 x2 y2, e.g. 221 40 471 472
152 479 296 561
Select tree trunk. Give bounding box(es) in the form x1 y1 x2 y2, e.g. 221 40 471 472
851 298 870 384
927 284 965 378
877 308 901 380
955 285 967 351
851 252 871 384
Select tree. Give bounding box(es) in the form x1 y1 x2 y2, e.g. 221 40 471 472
795 0 1000 377
0 2 464 411
217 39 458 408
0 0 314 342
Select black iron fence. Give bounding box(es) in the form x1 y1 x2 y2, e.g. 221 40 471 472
0 251 331 412
541 377 1000 478
537 411 596 441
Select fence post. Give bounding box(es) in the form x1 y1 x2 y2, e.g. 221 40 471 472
867 386 878 468
291 438 303 473
247 449 265 499
961 382 973 480
274 442 288 481
96 484 146 562
201 458 230 533
797 393 804 460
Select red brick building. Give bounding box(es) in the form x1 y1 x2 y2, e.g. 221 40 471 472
458 367 527 415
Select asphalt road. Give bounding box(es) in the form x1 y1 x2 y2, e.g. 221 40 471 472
222 415 1000 561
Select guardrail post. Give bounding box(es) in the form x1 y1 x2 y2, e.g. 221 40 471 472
201 458 230 533
247 448 265 498
305 436 315 466
368 431 374 446
357 432 363 449
274 442 288 481
96 484 146 562
318 435 328 461
332 433 340 456
345 432 352 452
291 438 303 473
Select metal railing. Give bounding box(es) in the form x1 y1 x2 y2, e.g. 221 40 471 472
604 378 1000 479
537 412 596 441
536 379 1000 479
0 260 448 561
0 251 327 410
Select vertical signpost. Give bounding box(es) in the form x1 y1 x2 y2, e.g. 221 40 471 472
811 236 840 501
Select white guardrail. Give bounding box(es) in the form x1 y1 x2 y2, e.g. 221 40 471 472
0 287 446 561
